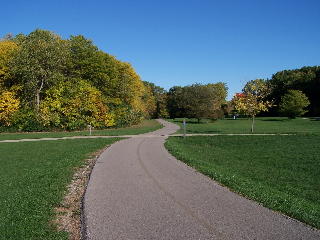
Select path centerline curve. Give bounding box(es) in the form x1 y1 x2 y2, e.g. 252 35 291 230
83 119 320 240
136 138 224 238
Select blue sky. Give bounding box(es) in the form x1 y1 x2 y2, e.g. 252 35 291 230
1 0 319 99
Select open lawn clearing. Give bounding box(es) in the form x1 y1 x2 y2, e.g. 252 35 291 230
0 138 120 240
170 117 320 134
165 135 320 229
0 119 161 141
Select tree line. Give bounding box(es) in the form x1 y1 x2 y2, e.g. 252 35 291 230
0 29 229 131
267 66 320 116
0 29 318 132
0 29 161 131
232 66 319 119
163 65 319 125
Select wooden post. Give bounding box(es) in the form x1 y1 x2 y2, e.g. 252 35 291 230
89 125 92 136
183 118 186 138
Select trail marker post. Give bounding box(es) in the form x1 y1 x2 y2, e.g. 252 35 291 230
88 124 92 136
183 118 186 138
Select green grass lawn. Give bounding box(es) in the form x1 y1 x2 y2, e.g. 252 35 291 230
0 119 162 141
170 117 320 134
0 138 121 240
165 135 320 228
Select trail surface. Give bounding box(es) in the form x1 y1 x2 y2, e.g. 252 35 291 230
83 119 319 239
0 133 293 143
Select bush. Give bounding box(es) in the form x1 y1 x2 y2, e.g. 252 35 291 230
12 108 47 132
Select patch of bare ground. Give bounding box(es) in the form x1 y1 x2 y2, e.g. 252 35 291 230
53 146 108 240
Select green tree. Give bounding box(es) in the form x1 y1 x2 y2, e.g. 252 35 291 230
68 35 150 122
0 29 162 130
68 35 108 84
10 29 70 111
40 79 112 130
268 66 320 116
167 83 227 121
184 83 227 122
143 81 168 118
167 86 185 118
279 90 310 118
0 40 18 88
233 79 273 132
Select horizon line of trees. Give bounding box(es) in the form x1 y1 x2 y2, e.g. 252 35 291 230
164 65 319 125
0 29 318 132
231 66 319 119
267 66 320 117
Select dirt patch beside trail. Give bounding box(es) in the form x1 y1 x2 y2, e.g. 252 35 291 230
53 147 108 240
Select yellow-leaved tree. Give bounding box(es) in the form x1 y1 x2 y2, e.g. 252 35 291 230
0 40 18 87
233 79 273 132
40 79 115 130
0 91 20 126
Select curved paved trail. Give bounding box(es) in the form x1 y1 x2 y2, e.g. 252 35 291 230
83 119 319 240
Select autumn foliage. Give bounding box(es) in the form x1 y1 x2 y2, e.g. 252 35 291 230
232 79 273 132
0 29 157 131
0 91 20 126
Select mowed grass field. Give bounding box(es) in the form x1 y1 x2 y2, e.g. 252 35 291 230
0 138 121 239
0 119 161 141
0 120 163 239
165 118 320 228
170 117 320 134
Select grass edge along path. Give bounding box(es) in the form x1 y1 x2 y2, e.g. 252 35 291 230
0 138 122 240
165 135 320 229
0 119 162 141
54 144 111 240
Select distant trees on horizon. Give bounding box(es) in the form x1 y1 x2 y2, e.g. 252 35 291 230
268 66 320 117
232 66 319 119
167 83 228 122
0 29 318 131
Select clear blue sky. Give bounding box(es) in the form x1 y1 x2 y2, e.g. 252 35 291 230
1 0 319 99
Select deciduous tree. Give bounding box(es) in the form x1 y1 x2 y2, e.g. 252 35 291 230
0 40 18 87
0 91 20 126
233 79 272 132
10 29 69 111
167 83 227 121
40 79 112 130
268 66 320 116
279 90 310 118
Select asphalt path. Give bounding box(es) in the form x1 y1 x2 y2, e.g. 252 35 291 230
83 119 319 240
0 133 293 143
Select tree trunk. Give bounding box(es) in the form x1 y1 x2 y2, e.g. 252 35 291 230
36 89 40 112
251 115 255 133
35 79 44 112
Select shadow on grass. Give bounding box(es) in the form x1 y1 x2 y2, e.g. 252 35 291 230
260 119 287 122
172 119 217 124
310 117 320 121
189 130 222 134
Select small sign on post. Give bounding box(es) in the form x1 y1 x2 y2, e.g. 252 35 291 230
88 124 92 136
183 118 186 138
